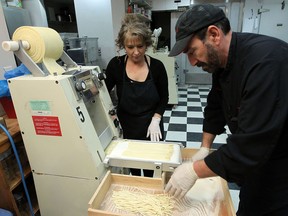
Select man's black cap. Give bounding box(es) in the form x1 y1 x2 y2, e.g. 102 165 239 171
169 4 226 57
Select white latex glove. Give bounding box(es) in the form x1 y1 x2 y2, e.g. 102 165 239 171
146 116 162 142
191 147 210 162
165 162 199 199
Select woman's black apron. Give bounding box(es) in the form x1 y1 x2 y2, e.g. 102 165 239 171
117 56 163 140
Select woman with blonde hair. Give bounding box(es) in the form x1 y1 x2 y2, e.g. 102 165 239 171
105 14 169 177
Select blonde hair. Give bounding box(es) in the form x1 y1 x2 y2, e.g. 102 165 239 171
115 14 152 51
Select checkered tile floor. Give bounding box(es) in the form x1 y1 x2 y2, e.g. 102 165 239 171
163 85 230 148
163 85 240 212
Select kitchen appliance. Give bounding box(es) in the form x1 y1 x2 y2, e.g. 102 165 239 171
66 37 103 69
2 26 182 216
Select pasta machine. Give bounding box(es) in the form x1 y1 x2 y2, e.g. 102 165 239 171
1 26 182 216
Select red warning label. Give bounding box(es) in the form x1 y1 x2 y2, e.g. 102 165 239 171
32 116 62 136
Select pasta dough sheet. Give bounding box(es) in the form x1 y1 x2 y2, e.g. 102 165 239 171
12 26 65 75
105 140 181 163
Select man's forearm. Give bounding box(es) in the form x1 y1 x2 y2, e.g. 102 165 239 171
193 159 217 178
194 131 217 178
201 131 216 148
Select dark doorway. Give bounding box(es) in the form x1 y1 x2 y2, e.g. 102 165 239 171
151 11 171 50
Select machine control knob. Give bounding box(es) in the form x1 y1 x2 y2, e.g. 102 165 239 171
75 81 86 91
98 72 106 81
109 109 116 115
114 119 120 127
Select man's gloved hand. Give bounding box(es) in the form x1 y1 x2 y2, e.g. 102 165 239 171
165 162 199 199
192 147 210 162
147 116 162 142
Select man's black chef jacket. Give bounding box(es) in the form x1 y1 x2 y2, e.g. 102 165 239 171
203 32 288 215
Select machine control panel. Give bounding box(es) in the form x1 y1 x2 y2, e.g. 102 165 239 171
69 67 103 102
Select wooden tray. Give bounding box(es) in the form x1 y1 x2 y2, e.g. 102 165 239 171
88 171 165 216
88 148 236 216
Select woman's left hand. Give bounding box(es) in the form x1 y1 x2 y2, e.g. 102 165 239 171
147 117 162 142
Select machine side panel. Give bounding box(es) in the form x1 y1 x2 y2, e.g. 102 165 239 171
8 75 106 179
33 173 99 216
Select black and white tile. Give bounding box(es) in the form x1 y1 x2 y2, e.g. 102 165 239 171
164 85 230 148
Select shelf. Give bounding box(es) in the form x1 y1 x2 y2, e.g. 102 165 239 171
0 118 40 216
128 0 152 21
29 177 40 215
0 118 20 145
12 175 40 216
128 13 151 22
9 165 31 191
48 20 76 24
44 0 77 33
130 0 152 9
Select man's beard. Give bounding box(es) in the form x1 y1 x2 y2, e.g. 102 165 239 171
197 43 221 73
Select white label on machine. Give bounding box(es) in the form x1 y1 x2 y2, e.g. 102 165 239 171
30 100 52 115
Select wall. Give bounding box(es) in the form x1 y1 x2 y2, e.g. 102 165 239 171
111 0 126 56
258 0 288 43
0 0 48 79
0 3 12 117
74 0 125 69
152 0 190 10
242 0 262 33
0 3 17 79
22 0 48 27
243 0 288 43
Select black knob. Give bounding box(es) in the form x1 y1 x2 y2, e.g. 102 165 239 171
98 72 106 81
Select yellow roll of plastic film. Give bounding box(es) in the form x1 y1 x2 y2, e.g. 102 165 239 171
12 26 65 75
